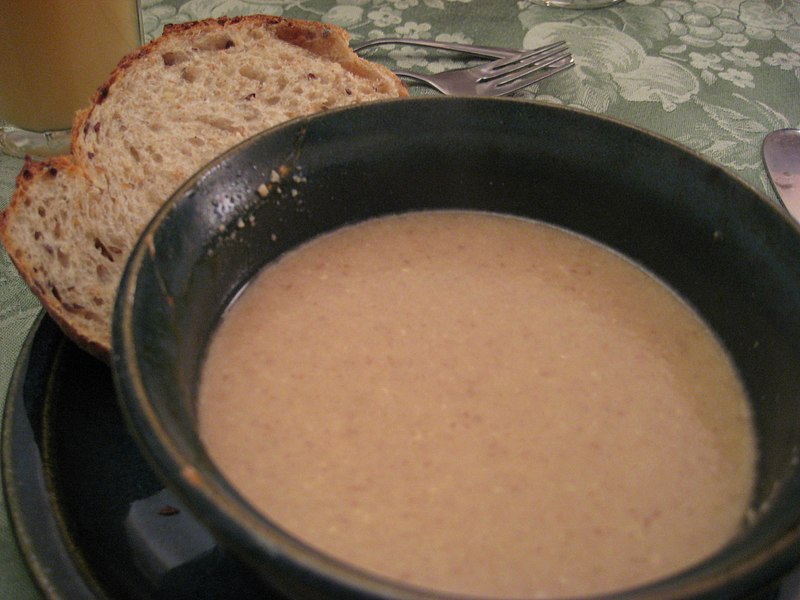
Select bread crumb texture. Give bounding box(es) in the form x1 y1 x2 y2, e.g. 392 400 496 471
0 15 407 361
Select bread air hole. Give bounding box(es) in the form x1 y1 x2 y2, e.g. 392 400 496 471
162 50 191 66
182 65 201 83
94 238 115 262
142 145 164 163
239 65 267 82
197 115 242 134
195 33 235 52
57 249 69 268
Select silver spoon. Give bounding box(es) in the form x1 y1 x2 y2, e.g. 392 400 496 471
763 128 800 223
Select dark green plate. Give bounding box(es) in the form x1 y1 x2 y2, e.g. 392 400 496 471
2 313 275 599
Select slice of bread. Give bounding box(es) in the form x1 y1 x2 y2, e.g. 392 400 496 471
0 15 407 362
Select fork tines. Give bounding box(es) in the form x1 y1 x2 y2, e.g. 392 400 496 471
485 42 574 94
481 41 571 79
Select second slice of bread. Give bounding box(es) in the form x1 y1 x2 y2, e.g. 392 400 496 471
0 15 407 361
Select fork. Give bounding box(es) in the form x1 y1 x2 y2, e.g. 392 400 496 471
391 41 573 96
353 37 520 60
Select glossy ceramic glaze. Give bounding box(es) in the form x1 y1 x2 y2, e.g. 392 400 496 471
113 97 800 600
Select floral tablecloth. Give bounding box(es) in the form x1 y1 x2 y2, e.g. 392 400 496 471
1 0 798 597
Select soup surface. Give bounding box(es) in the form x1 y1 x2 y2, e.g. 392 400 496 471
198 210 756 598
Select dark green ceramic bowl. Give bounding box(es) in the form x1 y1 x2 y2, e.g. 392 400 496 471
112 97 800 600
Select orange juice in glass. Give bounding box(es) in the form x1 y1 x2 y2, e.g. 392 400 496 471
0 1 143 157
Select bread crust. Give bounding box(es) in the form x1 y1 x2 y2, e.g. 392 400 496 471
1 157 110 360
0 15 407 363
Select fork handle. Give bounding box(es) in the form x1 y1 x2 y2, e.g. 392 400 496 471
390 70 449 94
352 38 518 60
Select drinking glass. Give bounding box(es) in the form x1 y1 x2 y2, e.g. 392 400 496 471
0 1 143 157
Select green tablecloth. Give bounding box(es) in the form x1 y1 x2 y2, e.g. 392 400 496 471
1 0 799 597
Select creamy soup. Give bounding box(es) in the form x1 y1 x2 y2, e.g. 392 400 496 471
198 210 756 599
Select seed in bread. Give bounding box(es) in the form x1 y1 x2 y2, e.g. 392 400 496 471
0 15 407 362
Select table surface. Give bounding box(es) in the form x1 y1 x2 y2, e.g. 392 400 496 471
1 0 799 598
